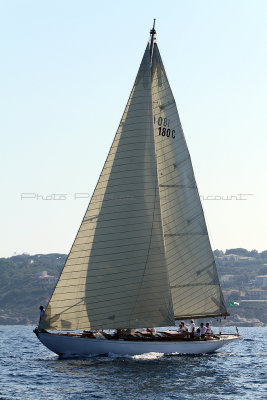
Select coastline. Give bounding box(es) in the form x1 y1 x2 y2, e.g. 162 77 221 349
0 316 265 328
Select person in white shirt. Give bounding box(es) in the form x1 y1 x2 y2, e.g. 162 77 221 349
199 322 207 339
205 322 213 335
189 320 195 339
178 321 188 333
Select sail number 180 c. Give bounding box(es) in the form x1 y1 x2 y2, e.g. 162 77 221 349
157 117 175 139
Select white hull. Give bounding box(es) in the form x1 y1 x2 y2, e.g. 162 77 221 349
36 332 239 357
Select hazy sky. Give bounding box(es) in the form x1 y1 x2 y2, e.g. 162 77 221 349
1 0 267 257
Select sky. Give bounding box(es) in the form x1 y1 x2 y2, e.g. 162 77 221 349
1 0 267 257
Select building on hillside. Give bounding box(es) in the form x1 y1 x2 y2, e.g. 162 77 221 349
35 271 57 284
217 254 240 262
216 254 256 264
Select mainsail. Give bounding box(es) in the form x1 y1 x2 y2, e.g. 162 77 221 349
151 43 228 319
40 36 228 332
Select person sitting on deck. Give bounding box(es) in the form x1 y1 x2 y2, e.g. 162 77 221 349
194 328 201 339
178 321 188 333
114 329 122 338
199 322 207 339
116 328 135 337
205 323 213 336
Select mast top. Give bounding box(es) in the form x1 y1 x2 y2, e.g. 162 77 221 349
150 19 156 59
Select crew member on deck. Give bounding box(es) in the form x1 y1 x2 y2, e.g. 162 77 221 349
206 322 213 335
39 305 45 322
199 322 207 339
178 321 188 333
189 319 195 338
194 328 201 339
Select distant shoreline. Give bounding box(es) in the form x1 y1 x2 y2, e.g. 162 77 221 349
0 322 266 328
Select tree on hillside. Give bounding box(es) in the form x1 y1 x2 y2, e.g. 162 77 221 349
260 250 267 259
258 266 267 275
225 248 249 257
249 249 259 258
214 249 224 257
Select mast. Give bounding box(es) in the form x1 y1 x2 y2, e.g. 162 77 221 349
150 19 156 60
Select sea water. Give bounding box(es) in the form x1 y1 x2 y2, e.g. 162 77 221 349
0 326 266 399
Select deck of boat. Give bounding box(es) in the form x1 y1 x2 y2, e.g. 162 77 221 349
46 329 227 342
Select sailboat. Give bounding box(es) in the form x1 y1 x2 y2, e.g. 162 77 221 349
35 22 239 356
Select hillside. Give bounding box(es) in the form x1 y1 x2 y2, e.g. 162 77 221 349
0 250 266 326
0 254 66 325
215 249 267 326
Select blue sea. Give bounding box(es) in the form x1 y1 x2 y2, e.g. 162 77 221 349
0 326 266 400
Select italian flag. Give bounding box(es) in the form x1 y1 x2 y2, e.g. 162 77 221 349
229 301 239 306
